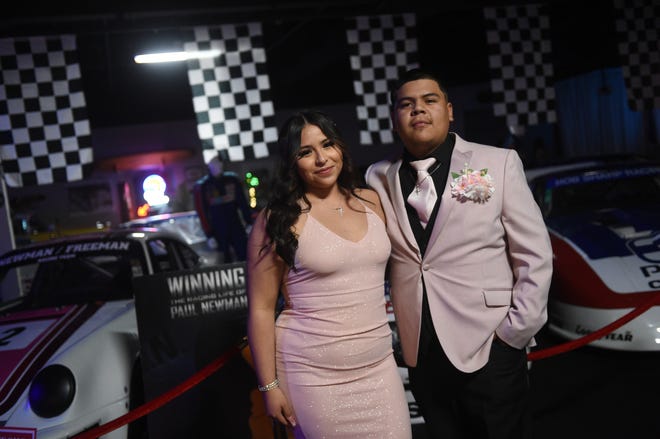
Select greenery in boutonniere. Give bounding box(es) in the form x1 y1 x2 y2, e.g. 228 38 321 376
450 163 495 203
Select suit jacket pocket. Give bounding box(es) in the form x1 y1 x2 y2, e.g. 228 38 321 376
482 289 512 307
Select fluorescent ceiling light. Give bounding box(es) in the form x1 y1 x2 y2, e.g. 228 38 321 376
134 49 221 64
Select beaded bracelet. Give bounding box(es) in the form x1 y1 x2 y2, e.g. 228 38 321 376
258 378 280 392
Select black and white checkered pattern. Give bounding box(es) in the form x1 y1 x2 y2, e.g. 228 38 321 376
0 35 92 188
613 0 659 111
346 14 419 145
484 4 557 133
184 24 278 165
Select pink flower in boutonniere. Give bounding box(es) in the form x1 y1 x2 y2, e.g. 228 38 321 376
450 163 495 203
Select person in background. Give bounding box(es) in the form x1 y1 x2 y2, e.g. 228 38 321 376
247 110 411 438
193 152 254 262
365 68 553 439
169 179 197 212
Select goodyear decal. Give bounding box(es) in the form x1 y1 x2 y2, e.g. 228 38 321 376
575 325 633 343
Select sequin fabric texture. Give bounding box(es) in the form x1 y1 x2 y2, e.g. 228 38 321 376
275 205 411 438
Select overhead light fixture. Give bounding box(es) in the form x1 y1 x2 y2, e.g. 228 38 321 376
134 49 221 64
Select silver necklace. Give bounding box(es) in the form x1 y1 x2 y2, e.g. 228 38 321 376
316 203 345 216
413 162 442 194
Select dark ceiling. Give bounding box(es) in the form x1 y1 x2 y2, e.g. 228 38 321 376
1 1 620 129
0 1 426 126
1 1 502 36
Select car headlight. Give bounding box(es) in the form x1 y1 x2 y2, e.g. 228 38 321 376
28 364 76 418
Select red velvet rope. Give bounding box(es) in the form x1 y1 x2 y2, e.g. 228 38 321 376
72 297 660 438
527 295 660 361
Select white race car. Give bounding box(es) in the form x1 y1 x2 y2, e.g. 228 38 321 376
119 210 221 265
526 157 660 351
0 228 205 438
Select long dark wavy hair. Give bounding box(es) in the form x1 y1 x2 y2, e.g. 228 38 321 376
263 110 363 269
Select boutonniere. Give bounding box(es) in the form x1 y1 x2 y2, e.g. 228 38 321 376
450 163 495 203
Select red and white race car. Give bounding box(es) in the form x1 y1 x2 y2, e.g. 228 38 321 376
0 228 205 438
526 157 660 351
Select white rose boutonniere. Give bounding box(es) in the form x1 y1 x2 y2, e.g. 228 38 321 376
450 163 495 203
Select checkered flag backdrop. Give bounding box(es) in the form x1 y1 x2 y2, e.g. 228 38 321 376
346 14 419 145
0 35 92 187
612 0 660 111
483 4 557 134
184 24 278 164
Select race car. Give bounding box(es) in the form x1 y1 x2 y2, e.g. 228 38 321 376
526 157 660 351
0 228 206 438
118 210 221 265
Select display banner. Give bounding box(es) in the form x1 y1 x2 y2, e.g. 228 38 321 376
0 35 93 187
184 24 278 164
133 262 275 438
483 4 557 134
612 0 660 111
345 13 419 146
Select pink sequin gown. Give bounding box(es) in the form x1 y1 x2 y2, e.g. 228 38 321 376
275 206 411 438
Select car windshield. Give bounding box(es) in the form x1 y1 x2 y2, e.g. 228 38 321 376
0 240 148 309
541 166 660 218
120 211 206 246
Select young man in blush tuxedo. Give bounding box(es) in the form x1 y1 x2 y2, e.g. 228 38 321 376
365 68 553 439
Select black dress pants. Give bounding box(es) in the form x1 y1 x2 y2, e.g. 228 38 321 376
408 333 532 439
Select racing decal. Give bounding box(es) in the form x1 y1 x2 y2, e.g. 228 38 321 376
547 165 660 188
630 233 660 289
0 303 102 414
550 225 660 295
628 232 660 264
641 268 660 289
0 240 133 267
575 324 633 343
0 319 56 351
0 426 37 439
567 225 630 259
549 234 660 307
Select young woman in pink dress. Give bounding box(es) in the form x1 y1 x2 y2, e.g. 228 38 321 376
247 110 411 439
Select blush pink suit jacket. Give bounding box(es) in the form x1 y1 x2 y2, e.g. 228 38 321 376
365 134 553 373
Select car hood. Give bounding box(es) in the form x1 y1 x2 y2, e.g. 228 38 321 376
547 206 660 293
0 303 104 415
547 206 660 261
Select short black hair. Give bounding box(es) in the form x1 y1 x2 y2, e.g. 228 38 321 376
389 68 450 110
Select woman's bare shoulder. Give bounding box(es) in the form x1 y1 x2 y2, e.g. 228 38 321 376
355 187 380 204
354 188 386 223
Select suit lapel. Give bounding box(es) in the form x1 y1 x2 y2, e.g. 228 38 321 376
427 138 472 249
386 160 420 252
